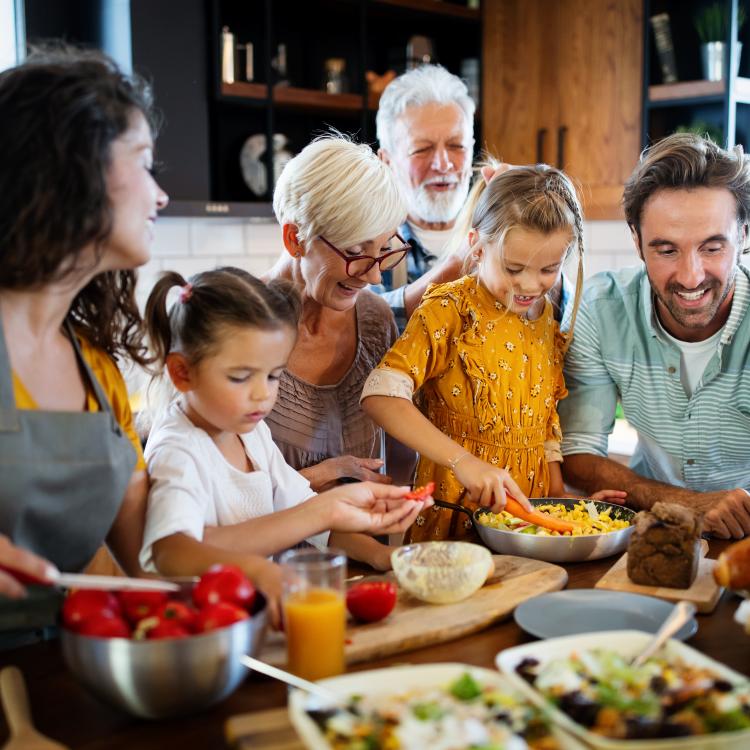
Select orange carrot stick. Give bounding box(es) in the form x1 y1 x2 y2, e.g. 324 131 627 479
504 496 576 534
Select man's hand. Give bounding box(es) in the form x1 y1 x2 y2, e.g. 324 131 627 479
0 535 57 599
703 489 750 539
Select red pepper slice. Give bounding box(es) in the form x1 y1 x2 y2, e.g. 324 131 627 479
405 481 435 500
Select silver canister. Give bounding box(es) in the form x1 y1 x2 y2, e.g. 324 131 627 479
221 26 236 84
701 41 742 82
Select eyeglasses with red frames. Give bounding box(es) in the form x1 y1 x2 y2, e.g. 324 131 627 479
319 234 411 278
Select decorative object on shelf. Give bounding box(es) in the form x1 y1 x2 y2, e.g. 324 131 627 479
694 2 745 81
467 0 480 8
241 42 254 82
406 35 434 70
461 57 480 106
239 133 293 197
323 58 349 94
221 26 236 84
650 13 678 83
365 69 397 100
271 43 288 86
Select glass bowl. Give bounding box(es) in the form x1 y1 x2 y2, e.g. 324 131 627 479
391 542 493 604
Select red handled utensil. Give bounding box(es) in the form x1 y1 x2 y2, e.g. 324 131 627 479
0 562 179 592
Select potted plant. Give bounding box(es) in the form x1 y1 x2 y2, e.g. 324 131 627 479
694 2 746 81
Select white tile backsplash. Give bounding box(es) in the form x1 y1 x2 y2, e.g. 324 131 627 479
142 215 646 306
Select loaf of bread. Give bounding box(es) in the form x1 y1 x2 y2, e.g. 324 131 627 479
626 502 702 589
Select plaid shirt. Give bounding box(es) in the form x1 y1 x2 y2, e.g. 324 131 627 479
560 264 750 492
371 223 438 333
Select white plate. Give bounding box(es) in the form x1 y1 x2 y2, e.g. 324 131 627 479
288 662 586 749
497 630 750 750
514 589 698 640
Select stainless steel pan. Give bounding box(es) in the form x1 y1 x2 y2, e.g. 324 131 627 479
433 498 636 563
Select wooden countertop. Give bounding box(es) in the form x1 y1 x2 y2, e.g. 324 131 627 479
0 540 746 749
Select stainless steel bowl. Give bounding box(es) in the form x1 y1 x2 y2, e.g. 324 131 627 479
435 498 636 563
61 602 267 719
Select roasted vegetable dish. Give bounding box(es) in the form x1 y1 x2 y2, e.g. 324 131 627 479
308 671 562 749
516 649 750 739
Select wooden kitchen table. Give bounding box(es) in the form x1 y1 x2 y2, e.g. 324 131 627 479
0 540 746 750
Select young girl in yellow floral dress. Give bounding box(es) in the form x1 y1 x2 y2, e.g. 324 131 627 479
362 164 624 542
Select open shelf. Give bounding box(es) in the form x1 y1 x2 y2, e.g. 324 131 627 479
648 77 750 106
372 0 480 21
221 82 365 113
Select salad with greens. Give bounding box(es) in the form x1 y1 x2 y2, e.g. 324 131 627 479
516 649 750 739
307 671 561 749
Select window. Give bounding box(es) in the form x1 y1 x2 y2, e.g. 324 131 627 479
0 0 20 72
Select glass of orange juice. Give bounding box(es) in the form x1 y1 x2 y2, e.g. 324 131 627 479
280 548 347 681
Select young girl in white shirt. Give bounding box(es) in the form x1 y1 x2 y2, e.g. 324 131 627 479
140 267 430 618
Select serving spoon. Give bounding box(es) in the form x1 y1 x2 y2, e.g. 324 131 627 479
0 667 69 750
631 600 697 667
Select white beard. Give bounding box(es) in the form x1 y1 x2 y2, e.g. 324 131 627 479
405 171 472 225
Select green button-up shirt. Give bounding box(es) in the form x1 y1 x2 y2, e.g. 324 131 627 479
560 264 750 492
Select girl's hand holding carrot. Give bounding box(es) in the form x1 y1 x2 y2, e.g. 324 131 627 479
452 454 532 513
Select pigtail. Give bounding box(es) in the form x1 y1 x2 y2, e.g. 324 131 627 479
144 271 186 371
444 164 492 266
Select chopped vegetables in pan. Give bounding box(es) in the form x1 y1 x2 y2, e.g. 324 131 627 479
479 500 631 536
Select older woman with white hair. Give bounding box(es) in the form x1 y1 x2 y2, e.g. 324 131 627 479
264 135 416 570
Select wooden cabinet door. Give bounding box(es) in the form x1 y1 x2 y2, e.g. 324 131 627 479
556 0 642 218
482 0 642 219
482 0 559 166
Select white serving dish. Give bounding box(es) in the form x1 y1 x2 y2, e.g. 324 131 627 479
497 630 750 750
288 662 586 750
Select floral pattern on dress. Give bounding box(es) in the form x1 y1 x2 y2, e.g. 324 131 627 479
372 275 567 543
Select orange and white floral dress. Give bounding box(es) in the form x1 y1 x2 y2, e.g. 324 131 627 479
361 275 567 542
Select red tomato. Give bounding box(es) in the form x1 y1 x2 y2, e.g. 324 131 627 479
76 612 131 638
405 482 435 501
195 601 250 632
145 619 191 640
117 591 169 624
192 564 255 610
155 600 198 632
62 590 121 631
346 581 397 623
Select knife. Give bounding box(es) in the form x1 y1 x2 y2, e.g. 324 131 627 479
0 562 180 592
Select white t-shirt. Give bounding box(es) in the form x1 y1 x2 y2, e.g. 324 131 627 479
407 222 453 260
140 401 326 571
656 316 724 397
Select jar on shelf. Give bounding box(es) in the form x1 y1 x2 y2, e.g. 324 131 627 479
323 58 349 95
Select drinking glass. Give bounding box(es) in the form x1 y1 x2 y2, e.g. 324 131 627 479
280 548 347 680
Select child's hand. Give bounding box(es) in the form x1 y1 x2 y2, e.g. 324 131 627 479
322 482 432 534
243 558 283 630
454 454 532 513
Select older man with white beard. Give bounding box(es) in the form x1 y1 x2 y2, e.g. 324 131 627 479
374 65 475 331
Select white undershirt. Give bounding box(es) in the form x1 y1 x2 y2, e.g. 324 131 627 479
407 222 453 260
656 316 724 397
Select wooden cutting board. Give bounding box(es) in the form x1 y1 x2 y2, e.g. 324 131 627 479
261 554 567 667
225 708 302 750
595 539 724 613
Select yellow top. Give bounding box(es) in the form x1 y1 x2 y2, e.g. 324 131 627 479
12 336 146 471
366 275 567 542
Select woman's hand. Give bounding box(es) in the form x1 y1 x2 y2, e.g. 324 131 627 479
0 535 57 599
301 456 391 492
321 482 433 535
454 454 531 512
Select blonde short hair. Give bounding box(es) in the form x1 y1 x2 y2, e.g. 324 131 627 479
273 135 407 248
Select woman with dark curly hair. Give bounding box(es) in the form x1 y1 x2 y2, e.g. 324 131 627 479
0 45 168 616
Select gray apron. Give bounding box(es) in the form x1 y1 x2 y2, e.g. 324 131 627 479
0 316 136 644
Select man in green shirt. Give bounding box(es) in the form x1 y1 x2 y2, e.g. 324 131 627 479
560 133 750 538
